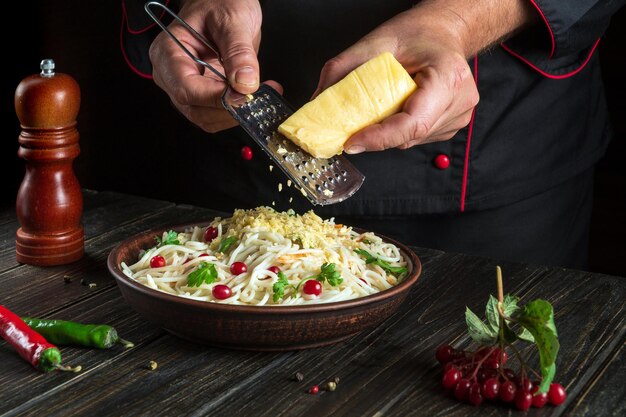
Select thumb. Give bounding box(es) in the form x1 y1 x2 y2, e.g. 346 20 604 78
212 26 260 94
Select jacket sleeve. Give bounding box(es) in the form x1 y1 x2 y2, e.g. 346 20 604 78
120 0 179 79
500 0 626 77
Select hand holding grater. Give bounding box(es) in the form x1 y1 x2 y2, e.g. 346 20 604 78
144 2 365 206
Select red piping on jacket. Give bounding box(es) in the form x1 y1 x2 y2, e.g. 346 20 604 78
529 0 555 59
500 38 601 80
460 56 478 212
120 0 171 79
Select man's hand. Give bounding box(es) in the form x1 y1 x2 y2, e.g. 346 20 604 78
314 0 535 153
148 0 282 133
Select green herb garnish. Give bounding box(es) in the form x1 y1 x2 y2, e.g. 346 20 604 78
155 230 180 247
314 263 343 286
217 236 237 253
187 262 218 287
354 249 407 275
272 272 290 302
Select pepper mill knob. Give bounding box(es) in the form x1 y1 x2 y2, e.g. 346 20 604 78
14 59 84 266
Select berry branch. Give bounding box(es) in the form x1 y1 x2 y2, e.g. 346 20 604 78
435 266 567 410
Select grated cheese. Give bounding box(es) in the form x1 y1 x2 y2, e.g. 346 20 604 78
215 206 353 249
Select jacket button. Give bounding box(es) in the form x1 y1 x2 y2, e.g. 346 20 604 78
434 154 450 169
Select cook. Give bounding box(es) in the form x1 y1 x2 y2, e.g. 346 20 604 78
121 0 624 269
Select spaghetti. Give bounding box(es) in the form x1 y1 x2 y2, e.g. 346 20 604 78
121 207 409 306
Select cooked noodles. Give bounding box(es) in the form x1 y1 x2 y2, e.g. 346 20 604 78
121 207 409 306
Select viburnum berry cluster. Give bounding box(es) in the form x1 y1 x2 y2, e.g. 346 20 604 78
436 266 567 410
436 344 567 410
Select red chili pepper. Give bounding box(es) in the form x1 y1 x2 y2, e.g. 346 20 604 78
0 305 79 373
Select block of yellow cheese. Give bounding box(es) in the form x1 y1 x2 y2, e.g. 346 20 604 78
277 52 417 159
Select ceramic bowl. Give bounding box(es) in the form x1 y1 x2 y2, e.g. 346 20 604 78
107 222 422 351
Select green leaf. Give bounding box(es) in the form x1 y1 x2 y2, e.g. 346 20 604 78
354 249 407 276
517 328 535 343
502 294 520 315
315 263 343 286
272 272 290 302
465 307 497 345
217 236 238 253
517 299 560 393
485 294 523 338
187 262 218 287
485 295 501 335
155 230 180 247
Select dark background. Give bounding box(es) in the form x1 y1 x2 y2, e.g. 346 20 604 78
2 1 624 276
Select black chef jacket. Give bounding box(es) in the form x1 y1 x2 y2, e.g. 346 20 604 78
121 0 620 220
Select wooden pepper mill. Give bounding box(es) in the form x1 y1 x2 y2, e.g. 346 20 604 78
14 59 84 266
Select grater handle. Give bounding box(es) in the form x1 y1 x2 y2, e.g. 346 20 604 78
144 1 228 83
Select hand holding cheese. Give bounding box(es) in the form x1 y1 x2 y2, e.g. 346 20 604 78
278 52 417 159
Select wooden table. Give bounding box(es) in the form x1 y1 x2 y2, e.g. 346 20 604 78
0 190 624 417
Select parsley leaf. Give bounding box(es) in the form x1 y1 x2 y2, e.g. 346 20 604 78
354 249 407 275
187 262 218 287
155 230 180 247
315 263 343 286
272 271 290 302
217 236 238 253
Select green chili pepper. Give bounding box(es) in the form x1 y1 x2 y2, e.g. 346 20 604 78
22 318 134 349
37 347 63 372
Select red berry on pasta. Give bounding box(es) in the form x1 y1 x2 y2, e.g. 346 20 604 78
303 280 322 296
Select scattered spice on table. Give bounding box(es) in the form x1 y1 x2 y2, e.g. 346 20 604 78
63 276 72 284
22 317 134 349
148 361 158 370
0 305 81 373
294 372 304 382
324 381 337 392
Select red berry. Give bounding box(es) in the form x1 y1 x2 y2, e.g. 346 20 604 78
212 284 232 300
468 382 483 406
518 377 533 393
241 146 253 160
481 378 500 400
435 344 456 364
499 380 516 402
443 362 458 373
475 346 490 359
515 390 533 411
204 226 218 242
484 358 500 370
230 261 247 275
502 368 517 382
303 279 322 296
442 368 461 390
532 388 549 408
548 383 567 406
490 348 507 365
150 255 166 268
308 385 319 394
453 378 472 401
268 266 280 274
478 368 497 383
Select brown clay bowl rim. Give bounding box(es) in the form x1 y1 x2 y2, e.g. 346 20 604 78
107 221 422 315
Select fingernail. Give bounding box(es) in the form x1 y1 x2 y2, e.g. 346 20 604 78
345 145 365 154
234 67 258 87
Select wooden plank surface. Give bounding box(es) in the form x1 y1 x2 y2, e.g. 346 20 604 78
0 190 623 417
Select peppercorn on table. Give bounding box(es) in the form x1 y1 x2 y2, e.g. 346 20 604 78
0 190 624 417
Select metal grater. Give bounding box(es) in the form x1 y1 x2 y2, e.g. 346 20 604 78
145 2 365 205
